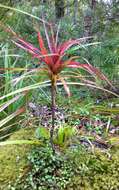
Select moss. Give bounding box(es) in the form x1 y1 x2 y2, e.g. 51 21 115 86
66 147 119 190
1 127 119 190
0 128 36 190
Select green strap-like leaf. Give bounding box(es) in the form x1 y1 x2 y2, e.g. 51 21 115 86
0 4 50 25
0 140 42 146
0 107 25 128
0 81 118 102
0 81 50 101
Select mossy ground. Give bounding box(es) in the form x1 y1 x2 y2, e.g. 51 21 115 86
0 127 119 190
67 148 119 190
0 128 36 190
0 96 119 190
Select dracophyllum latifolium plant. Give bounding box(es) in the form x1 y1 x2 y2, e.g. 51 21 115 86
3 21 113 152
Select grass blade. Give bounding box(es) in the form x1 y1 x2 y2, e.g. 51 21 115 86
0 107 25 128
0 94 24 112
0 4 50 25
0 81 50 101
0 140 42 146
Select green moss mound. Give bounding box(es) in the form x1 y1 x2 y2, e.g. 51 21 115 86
1 128 119 190
67 148 119 190
0 128 35 190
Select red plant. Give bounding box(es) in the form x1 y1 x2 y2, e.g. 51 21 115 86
12 23 110 152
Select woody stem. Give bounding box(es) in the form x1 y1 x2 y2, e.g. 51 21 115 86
50 78 56 153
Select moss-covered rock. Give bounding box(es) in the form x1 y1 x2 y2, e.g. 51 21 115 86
0 128 35 190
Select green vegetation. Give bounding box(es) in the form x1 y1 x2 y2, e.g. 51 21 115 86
67 147 119 190
0 0 119 189
1 138 119 190
0 128 35 190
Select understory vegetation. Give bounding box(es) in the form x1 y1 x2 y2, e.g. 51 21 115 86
0 0 119 190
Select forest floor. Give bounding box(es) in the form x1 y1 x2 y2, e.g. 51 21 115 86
0 96 119 190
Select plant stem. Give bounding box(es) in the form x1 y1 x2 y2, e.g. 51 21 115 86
50 79 56 153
